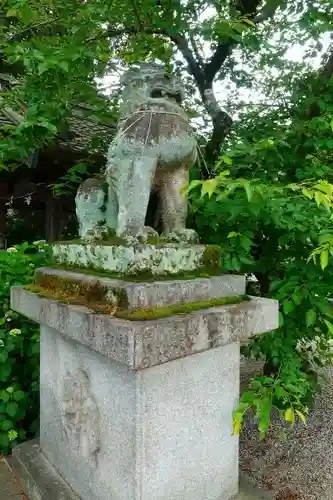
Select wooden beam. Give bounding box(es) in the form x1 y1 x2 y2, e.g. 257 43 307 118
45 194 63 242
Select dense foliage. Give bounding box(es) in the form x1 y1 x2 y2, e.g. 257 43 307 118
0 242 48 453
187 86 333 436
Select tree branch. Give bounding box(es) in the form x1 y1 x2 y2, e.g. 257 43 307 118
169 33 206 87
321 44 333 81
189 33 205 69
203 0 280 84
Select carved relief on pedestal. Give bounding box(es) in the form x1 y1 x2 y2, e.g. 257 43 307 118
62 369 100 465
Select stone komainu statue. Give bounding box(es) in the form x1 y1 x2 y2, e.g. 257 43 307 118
76 63 198 244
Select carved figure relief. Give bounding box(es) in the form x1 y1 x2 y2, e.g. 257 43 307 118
76 63 198 244
62 369 100 465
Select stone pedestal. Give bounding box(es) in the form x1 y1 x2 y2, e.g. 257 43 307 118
10 269 278 500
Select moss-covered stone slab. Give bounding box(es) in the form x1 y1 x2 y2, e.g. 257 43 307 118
11 286 279 370
34 267 246 310
52 242 222 276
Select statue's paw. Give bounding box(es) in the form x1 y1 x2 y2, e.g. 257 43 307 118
81 225 108 243
137 226 159 243
122 226 159 245
165 228 199 244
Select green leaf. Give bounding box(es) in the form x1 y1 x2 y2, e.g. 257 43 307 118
243 181 253 201
284 407 295 424
295 409 307 425
6 402 18 418
315 191 326 207
0 390 9 403
0 351 8 364
232 419 242 435
0 432 9 450
292 292 302 306
13 391 25 402
6 8 17 17
320 250 329 270
324 319 333 334
0 420 13 431
306 309 317 326
201 179 218 198
0 364 12 382
283 300 295 314
220 155 233 165
242 18 255 27
59 61 69 72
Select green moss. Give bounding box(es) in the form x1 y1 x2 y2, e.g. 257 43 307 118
145 235 168 244
115 295 249 321
202 245 222 274
25 284 119 315
24 283 249 320
35 272 108 302
35 271 129 309
50 263 224 282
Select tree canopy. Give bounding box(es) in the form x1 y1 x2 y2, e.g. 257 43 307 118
1 0 332 165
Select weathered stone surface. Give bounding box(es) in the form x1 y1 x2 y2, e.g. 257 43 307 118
76 63 198 243
11 286 278 370
10 268 279 500
9 439 79 499
39 330 240 500
52 242 215 275
75 178 108 242
62 369 101 467
37 266 246 308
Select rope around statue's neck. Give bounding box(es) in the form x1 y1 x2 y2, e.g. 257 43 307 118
106 108 210 184
106 109 197 187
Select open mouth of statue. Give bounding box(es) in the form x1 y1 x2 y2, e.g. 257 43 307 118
150 87 182 105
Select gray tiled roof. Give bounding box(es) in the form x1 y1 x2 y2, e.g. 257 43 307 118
58 107 116 154
0 75 116 156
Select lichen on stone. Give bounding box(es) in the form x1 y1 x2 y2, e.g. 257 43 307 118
51 242 223 279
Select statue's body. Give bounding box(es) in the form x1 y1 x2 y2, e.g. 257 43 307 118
76 63 198 244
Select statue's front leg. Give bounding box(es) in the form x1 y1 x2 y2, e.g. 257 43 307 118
160 167 199 244
116 154 158 242
75 178 108 242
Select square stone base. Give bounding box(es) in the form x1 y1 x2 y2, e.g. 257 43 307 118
9 440 272 500
9 439 79 499
39 328 240 500
10 283 278 500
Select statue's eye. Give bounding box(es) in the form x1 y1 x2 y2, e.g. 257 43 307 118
151 89 163 98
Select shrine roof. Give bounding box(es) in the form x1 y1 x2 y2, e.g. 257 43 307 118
0 74 116 157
